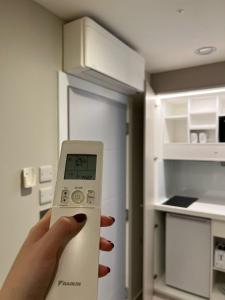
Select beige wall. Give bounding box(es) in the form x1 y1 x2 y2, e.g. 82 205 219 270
151 61 225 94
0 0 62 283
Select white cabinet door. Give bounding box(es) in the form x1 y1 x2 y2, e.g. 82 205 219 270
166 213 211 298
68 87 127 300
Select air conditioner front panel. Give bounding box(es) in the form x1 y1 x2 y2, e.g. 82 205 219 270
84 19 144 92
64 17 145 94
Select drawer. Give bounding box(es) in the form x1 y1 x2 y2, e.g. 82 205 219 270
212 220 225 238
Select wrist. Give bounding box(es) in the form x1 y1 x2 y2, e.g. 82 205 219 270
0 287 25 300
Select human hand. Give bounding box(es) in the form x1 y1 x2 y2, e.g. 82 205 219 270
0 210 114 300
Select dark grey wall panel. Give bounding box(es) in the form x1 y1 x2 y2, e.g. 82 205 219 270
151 61 225 94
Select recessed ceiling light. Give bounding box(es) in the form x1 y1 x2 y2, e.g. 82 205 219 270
177 8 185 14
195 46 217 55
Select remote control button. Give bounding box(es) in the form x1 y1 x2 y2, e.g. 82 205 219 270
62 189 69 197
87 196 95 204
87 190 95 197
87 190 95 205
61 189 69 204
61 196 69 204
71 190 85 204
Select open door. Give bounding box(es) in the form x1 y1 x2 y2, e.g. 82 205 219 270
143 81 156 300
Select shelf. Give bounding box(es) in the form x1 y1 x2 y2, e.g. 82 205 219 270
165 115 187 120
190 111 217 115
164 118 188 144
154 275 206 300
189 96 217 114
190 125 216 130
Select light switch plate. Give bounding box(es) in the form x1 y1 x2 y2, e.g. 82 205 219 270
39 165 53 183
39 187 53 205
22 167 36 188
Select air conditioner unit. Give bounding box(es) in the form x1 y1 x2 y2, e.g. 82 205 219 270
64 17 145 95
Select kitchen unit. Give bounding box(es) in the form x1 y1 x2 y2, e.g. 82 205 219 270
144 86 225 300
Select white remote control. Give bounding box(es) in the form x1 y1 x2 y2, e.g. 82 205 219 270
46 140 103 300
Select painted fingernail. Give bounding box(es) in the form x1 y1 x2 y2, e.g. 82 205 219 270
108 241 114 248
110 217 115 223
73 214 87 223
106 267 111 273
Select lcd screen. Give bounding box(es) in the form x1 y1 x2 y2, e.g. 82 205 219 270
64 154 97 180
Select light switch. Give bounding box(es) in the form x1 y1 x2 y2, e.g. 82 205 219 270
39 187 53 205
22 167 36 188
39 165 53 183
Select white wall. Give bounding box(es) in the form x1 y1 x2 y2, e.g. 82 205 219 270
161 160 225 200
0 0 62 284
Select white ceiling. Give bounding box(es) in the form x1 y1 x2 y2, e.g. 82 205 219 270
34 0 225 73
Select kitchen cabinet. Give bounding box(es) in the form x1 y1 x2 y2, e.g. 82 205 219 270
144 86 225 300
160 90 225 161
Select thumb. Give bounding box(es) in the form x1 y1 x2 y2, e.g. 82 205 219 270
41 214 87 257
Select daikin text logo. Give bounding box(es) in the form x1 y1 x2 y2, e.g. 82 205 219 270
58 280 82 287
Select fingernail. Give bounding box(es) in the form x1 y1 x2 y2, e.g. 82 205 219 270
73 214 87 223
108 241 114 248
107 267 111 273
110 217 115 223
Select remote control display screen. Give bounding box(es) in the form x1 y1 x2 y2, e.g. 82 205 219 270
64 154 97 180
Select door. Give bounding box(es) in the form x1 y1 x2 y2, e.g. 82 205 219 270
68 87 127 300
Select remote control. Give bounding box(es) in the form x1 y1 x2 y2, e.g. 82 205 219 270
46 140 103 300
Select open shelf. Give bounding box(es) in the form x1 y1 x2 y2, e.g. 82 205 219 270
164 98 188 117
212 236 225 300
190 113 217 128
164 118 188 143
161 91 225 159
189 96 218 114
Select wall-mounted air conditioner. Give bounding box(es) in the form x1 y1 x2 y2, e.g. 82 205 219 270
64 17 145 95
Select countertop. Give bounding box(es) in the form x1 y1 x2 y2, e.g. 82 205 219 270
154 194 225 222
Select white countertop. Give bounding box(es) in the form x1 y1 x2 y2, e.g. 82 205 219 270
154 194 225 221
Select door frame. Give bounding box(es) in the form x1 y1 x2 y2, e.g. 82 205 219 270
58 71 135 298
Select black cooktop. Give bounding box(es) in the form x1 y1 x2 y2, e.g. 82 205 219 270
163 196 198 208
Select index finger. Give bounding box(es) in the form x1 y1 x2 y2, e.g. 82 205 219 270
101 216 115 227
